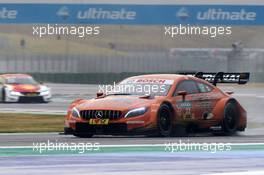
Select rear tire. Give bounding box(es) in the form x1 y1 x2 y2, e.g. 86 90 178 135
157 104 173 137
220 101 239 136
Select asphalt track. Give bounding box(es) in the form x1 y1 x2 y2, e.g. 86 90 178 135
0 83 263 126
0 84 264 174
0 133 264 175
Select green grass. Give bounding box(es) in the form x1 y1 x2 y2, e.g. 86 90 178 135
0 32 128 56
1 25 264 57
0 113 64 133
0 112 262 133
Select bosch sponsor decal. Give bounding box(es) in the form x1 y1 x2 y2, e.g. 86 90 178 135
121 79 174 85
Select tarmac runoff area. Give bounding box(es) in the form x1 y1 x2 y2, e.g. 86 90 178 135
0 83 263 174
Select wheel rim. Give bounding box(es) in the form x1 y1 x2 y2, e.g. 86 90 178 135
225 105 236 130
159 108 171 131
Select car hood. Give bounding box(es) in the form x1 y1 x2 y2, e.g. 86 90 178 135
76 95 163 111
6 84 40 92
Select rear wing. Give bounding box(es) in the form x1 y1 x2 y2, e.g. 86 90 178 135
179 72 250 86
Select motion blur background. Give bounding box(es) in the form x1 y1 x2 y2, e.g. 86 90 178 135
0 0 263 83
0 2 264 174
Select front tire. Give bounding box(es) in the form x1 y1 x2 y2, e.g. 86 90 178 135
1 88 5 103
73 133 94 138
157 104 173 137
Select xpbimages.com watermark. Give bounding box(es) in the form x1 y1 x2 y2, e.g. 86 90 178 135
98 82 167 95
165 140 232 153
164 24 232 38
32 140 100 154
97 79 174 96
32 24 100 38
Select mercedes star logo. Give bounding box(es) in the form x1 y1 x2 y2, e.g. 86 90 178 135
95 111 103 119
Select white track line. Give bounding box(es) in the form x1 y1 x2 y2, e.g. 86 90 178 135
0 132 58 136
0 109 66 115
0 143 264 149
205 170 264 175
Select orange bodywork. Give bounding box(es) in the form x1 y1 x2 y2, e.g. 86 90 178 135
65 74 247 135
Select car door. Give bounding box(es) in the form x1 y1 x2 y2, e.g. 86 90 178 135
172 80 201 121
195 81 220 120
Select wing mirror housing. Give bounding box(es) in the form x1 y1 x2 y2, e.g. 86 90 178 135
177 90 187 101
225 91 234 95
96 91 104 98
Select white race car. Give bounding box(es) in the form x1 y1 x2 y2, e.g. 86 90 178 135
0 74 51 103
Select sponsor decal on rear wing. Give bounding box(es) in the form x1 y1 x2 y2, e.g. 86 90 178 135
179 72 250 86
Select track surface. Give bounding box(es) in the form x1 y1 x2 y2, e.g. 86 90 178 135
0 83 263 125
0 84 264 175
0 133 263 146
0 133 264 175
1 151 264 175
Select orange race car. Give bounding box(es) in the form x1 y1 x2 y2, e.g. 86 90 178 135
64 72 249 137
0 74 51 103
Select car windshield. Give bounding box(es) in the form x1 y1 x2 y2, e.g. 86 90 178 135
6 77 38 85
107 78 173 96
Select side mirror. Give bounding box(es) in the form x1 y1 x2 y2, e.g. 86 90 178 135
177 90 187 101
225 91 234 95
96 91 104 98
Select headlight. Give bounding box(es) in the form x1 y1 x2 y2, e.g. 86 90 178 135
40 89 50 96
5 86 21 96
72 107 80 118
39 86 51 96
10 91 21 96
39 85 50 92
125 107 148 118
5 86 13 91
